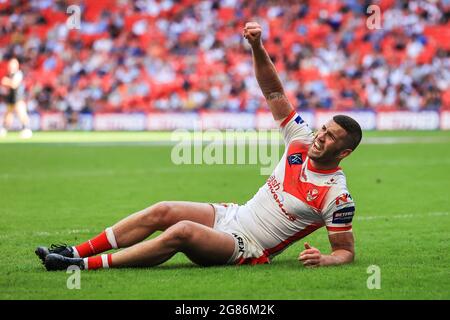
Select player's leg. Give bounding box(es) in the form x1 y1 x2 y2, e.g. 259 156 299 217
0 106 13 137
111 220 235 268
0 109 7 136
36 201 215 261
44 220 236 270
3 105 14 128
15 100 32 138
111 201 215 247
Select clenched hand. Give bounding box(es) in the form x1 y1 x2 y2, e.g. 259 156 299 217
243 21 262 48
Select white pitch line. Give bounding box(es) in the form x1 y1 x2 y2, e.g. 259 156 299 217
362 136 450 144
1 135 449 146
32 229 94 237
0 228 96 240
355 211 449 221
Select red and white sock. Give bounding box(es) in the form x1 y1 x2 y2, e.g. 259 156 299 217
72 227 118 258
83 254 113 270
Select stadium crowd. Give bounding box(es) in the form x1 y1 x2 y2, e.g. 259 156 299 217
0 0 449 115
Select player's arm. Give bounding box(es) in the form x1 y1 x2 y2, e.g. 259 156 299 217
298 233 355 268
243 21 293 122
1 76 11 87
299 192 356 267
1 74 21 89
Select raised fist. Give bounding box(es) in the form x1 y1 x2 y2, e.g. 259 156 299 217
243 21 262 47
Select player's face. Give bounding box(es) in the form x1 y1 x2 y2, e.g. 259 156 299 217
308 120 349 163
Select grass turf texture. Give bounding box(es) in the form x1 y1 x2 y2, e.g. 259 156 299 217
0 131 449 299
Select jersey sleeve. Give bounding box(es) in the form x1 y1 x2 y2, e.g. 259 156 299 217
278 110 314 145
322 192 355 234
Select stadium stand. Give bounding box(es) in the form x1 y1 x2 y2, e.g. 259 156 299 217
0 0 449 118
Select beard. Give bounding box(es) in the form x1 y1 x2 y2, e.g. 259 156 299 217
307 145 340 163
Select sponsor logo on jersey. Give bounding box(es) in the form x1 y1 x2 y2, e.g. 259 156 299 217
335 193 352 206
294 115 304 124
267 175 297 221
232 233 245 253
267 175 281 191
274 191 284 203
288 153 303 166
306 188 319 202
332 206 355 224
324 177 337 185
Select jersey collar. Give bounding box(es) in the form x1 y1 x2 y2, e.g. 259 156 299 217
306 158 341 174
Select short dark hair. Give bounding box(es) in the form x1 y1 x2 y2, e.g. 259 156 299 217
333 115 362 151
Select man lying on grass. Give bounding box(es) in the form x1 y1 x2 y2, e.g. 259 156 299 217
36 22 361 271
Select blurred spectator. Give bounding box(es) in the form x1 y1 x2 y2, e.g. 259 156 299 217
0 0 448 118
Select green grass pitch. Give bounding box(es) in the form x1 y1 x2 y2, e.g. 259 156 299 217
0 131 449 299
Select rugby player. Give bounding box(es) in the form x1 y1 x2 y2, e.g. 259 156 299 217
0 58 32 138
36 22 361 271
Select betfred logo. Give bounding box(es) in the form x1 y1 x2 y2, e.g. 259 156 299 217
332 207 355 224
335 193 352 206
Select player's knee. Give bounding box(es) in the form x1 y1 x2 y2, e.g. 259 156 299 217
165 220 195 247
142 201 174 227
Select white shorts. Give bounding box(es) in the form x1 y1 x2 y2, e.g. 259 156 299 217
211 203 269 265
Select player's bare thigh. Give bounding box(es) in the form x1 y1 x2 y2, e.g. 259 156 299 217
181 222 236 266
154 201 216 229
113 201 216 235
112 220 235 267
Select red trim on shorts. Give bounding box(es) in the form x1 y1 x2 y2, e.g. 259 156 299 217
237 254 270 266
280 110 297 128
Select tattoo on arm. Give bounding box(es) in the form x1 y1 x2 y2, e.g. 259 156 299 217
266 92 285 101
252 46 285 98
251 46 292 120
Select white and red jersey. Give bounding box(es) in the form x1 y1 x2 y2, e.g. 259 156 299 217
238 110 356 260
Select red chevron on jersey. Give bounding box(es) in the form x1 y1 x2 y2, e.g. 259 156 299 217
283 140 331 211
